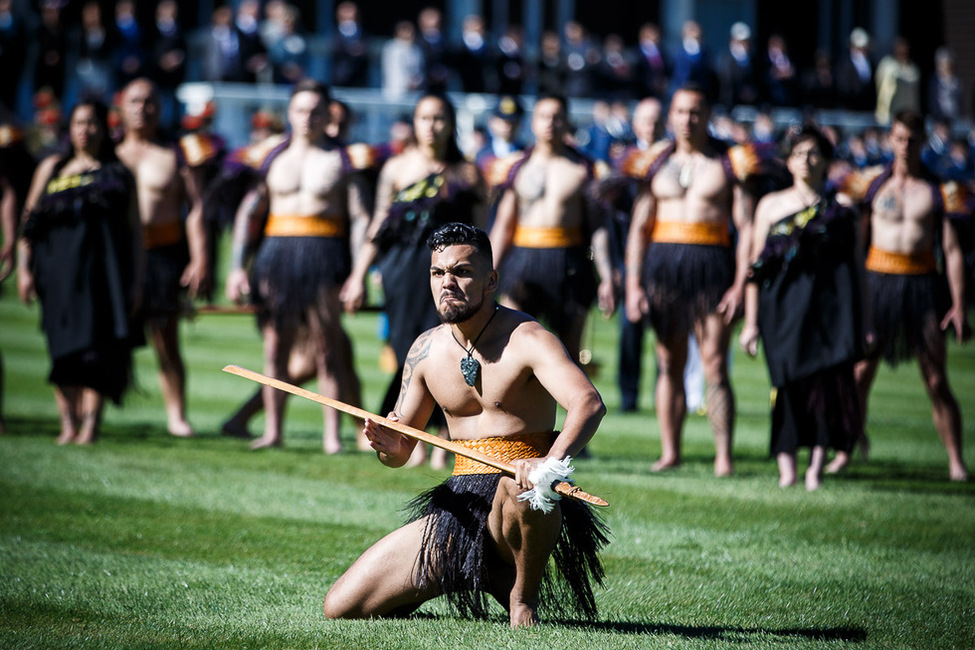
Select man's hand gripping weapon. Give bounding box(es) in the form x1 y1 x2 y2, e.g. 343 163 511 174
223 365 608 508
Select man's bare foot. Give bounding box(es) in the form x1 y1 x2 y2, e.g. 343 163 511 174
220 419 251 439
714 456 734 477
250 435 282 450
949 464 968 482
509 602 539 629
650 457 681 472
323 435 342 455
778 475 796 488
56 429 76 445
805 467 822 491
825 451 850 475
74 433 97 445
168 419 195 438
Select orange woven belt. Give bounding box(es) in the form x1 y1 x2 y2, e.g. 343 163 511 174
143 220 184 250
512 226 584 248
651 220 730 246
865 246 936 275
452 432 554 476
264 214 346 238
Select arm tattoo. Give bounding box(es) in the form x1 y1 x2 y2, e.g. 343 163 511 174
394 329 435 412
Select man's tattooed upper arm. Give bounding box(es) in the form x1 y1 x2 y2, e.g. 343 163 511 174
395 328 436 411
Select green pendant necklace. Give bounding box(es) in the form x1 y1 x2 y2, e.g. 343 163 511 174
450 304 500 387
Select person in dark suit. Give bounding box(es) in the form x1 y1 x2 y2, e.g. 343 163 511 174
716 22 760 110
330 2 370 88
631 23 668 100
835 28 875 113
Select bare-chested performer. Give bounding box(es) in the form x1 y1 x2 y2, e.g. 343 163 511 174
827 110 969 481
489 94 615 365
323 222 608 628
116 78 208 437
226 79 367 453
624 84 756 476
218 98 371 447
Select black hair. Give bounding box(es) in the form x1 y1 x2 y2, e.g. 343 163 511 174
892 109 925 136
673 82 710 105
427 222 493 265
412 93 465 163
66 98 118 163
786 123 835 161
534 92 569 116
291 78 331 103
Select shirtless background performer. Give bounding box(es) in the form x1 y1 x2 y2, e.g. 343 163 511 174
829 110 969 481
116 78 208 437
226 79 367 453
218 97 368 445
624 84 755 476
324 223 607 628
489 93 615 365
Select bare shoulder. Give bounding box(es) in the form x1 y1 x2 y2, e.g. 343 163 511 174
404 325 440 372
505 310 567 358
755 188 792 226
35 154 61 177
383 150 414 174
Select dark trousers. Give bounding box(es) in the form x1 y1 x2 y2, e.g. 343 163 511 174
618 315 646 411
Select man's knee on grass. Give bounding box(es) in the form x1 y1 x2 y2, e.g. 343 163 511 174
493 477 562 558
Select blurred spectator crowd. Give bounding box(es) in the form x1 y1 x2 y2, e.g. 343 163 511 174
1 1 973 183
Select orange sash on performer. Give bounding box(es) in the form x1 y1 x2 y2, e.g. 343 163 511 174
264 214 346 238
452 432 555 476
512 226 584 248
143 220 184 250
651 220 730 247
865 246 937 275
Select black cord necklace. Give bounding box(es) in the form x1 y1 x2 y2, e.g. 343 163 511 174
450 303 500 386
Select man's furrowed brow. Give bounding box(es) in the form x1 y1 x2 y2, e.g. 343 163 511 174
431 261 475 274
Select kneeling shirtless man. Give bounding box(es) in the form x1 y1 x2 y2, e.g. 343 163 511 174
323 223 608 628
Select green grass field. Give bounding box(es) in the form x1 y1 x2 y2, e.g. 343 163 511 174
1 278 974 649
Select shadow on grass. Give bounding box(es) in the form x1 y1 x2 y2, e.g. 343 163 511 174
405 611 867 642
1 414 377 461
832 462 973 495
562 619 868 642
579 451 772 479
2 416 62 437
2 415 209 446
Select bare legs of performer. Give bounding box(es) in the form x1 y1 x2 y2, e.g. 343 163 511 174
147 316 194 437
322 476 561 628
653 334 688 472
223 329 364 451
653 314 734 476
54 385 104 445
830 333 967 481
250 290 359 454
777 446 826 491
